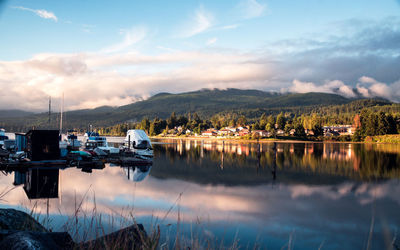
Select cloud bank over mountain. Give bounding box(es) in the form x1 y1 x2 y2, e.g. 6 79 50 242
0 17 399 111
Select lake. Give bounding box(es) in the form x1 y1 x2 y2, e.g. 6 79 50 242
1 139 400 249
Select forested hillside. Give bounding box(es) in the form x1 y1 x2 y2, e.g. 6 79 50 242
0 88 397 132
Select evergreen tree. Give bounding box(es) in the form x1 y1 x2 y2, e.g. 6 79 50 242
267 115 275 127
276 112 285 130
259 113 268 129
140 117 150 133
284 123 293 134
265 123 273 132
167 112 177 128
294 123 306 137
237 115 247 127
312 124 323 137
251 122 260 130
149 122 156 136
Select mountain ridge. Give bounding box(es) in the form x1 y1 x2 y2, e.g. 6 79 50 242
0 88 393 131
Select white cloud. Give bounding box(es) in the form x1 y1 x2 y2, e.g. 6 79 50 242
206 37 217 46
2 47 400 111
180 5 214 37
356 84 370 97
0 50 271 111
358 76 392 99
220 24 239 30
284 79 356 98
156 46 178 53
286 79 318 93
101 26 147 53
237 0 267 19
359 76 379 85
284 77 400 102
12 6 58 22
2 46 400 112
369 83 391 99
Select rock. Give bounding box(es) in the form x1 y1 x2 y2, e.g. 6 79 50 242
0 231 74 250
0 209 47 232
81 224 148 250
0 208 149 249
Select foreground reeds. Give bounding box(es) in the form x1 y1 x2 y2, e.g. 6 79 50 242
23 188 249 250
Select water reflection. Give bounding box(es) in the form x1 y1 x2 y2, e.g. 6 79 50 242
0 140 399 249
10 164 152 200
124 165 152 182
14 168 59 199
155 139 400 182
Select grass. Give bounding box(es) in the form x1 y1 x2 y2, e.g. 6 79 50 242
20 189 251 250
1 190 399 249
3 177 400 249
365 134 400 144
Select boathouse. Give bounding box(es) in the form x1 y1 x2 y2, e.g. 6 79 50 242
26 130 60 161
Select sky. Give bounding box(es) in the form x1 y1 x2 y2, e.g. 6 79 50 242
0 0 399 111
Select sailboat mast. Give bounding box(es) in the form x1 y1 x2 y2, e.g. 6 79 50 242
60 93 64 134
48 96 51 126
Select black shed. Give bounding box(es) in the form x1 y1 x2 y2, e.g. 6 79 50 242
26 130 60 161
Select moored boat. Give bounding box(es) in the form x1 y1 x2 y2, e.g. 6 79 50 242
84 131 120 155
0 128 9 148
124 130 153 159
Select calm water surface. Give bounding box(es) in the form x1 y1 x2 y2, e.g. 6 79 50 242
1 139 400 249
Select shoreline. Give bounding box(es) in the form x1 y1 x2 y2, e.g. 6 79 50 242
150 136 359 144
150 135 400 144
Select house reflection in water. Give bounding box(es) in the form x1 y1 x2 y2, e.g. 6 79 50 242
320 143 353 162
14 168 59 199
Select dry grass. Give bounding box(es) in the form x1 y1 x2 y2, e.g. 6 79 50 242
23 188 249 250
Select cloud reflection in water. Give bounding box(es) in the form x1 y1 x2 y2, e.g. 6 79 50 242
0 141 399 249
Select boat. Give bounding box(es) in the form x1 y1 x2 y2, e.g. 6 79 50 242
84 131 120 155
0 128 9 148
124 130 153 159
59 133 81 157
66 133 81 149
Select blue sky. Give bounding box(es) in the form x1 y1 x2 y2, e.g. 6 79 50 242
0 0 399 110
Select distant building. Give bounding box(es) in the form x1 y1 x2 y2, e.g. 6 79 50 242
276 129 285 135
238 129 250 136
323 125 353 136
252 130 269 137
202 130 217 136
325 131 340 137
305 129 314 136
168 129 177 135
227 127 238 133
218 129 233 136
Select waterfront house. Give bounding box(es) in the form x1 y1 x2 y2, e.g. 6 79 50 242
218 129 233 136
238 129 250 136
202 130 217 136
276 129 285 135
325 131 340 137
323 125 353 136
252 130 269 137
227 127 238 133
305 129 315 136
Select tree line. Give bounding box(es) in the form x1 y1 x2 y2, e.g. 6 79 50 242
97 108 400 141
